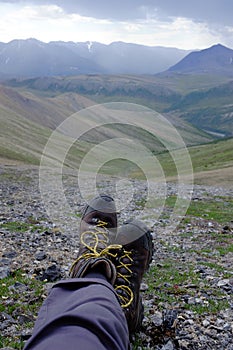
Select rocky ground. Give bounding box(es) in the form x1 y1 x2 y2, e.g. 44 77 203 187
0 165 233 349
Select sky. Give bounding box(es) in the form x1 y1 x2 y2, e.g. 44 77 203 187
0 0 233 50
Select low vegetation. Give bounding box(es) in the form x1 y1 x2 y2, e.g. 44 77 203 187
0 271 45 349
1 180 232 348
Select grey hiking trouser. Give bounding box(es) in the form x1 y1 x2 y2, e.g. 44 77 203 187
24 278 130 350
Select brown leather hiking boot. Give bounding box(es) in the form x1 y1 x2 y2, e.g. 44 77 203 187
113 219 154 334
69 194 121 284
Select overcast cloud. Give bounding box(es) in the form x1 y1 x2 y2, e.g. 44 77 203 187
0 0 232 49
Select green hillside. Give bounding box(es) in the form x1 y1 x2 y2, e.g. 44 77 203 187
155 72 233 93
166 80 233 136
157 137 233 186
5 73 233 136
0 83 232 186
166 136 232 171
0 104 51 164
0 84 213 164
6 75 181 112
0 85 94 164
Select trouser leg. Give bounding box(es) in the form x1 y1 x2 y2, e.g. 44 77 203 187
24 278 129 350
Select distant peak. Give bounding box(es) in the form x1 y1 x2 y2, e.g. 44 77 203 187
207 43 231 51
213 43 225 47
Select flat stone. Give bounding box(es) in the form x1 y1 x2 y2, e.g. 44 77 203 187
203 319 210 327
0 266 10 279
217 279 230 287
35 251 47 261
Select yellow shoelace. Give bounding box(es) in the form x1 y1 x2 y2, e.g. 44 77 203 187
70 219 134 308
70 220 121 275
114 250 134 308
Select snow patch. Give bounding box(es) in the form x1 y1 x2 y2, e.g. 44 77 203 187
87 41 93 52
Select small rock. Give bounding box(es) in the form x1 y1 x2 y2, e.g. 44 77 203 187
0 312 16 330
21 329 32 341
140 282 149 291
151 311 163 327
0 266 10 279
42 230 53 236
9 282 27 292
0 257 11 265
161 340 175 350
217 279 230 287
184 319 194 325
223 322 231 331
222 225 231 233
35 251 47 261
187 297 195 305
2 251 17 259
40 264 62 282
18 314 33 325
203 319 210 327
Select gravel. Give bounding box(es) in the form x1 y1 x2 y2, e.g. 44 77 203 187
0 165 233 349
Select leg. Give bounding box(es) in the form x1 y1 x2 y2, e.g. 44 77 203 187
24 194 153 349
24 278 129 350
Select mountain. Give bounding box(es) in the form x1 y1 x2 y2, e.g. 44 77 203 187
4 71 233 137
167 80 233 136
53 41 189 74
0 38 189 78
167 44 233 75
0 84 214 164
0 38 104 78
0 84 93 129
6 74 182 109
1 83 232 187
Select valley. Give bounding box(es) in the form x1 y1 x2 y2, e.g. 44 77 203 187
0 39 233 350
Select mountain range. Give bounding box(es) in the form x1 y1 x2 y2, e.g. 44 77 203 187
0 38 189 78
1 39 233 79
1 40 233 137
0 39 232 183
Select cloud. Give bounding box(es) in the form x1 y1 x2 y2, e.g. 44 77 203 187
154 0 233 26
120 17 221 49
0 0 232 49
0 3 220 49
0 3 115 43
0 0 232 25
0 0 149 20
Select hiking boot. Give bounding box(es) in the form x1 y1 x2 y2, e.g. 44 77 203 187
69 194 121 284
113 219 154 334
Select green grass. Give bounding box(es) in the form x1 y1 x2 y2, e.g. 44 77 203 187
0 336 24 350
188 138 233 171
145 260 229 315
216 243 233 256
145 193 233 226
0 270 45 349
94 137 233 185
0 145 39 164
186 196 233 224
98 158 147 179
0 221 30 232
0 220 45 233
155 137 233 180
